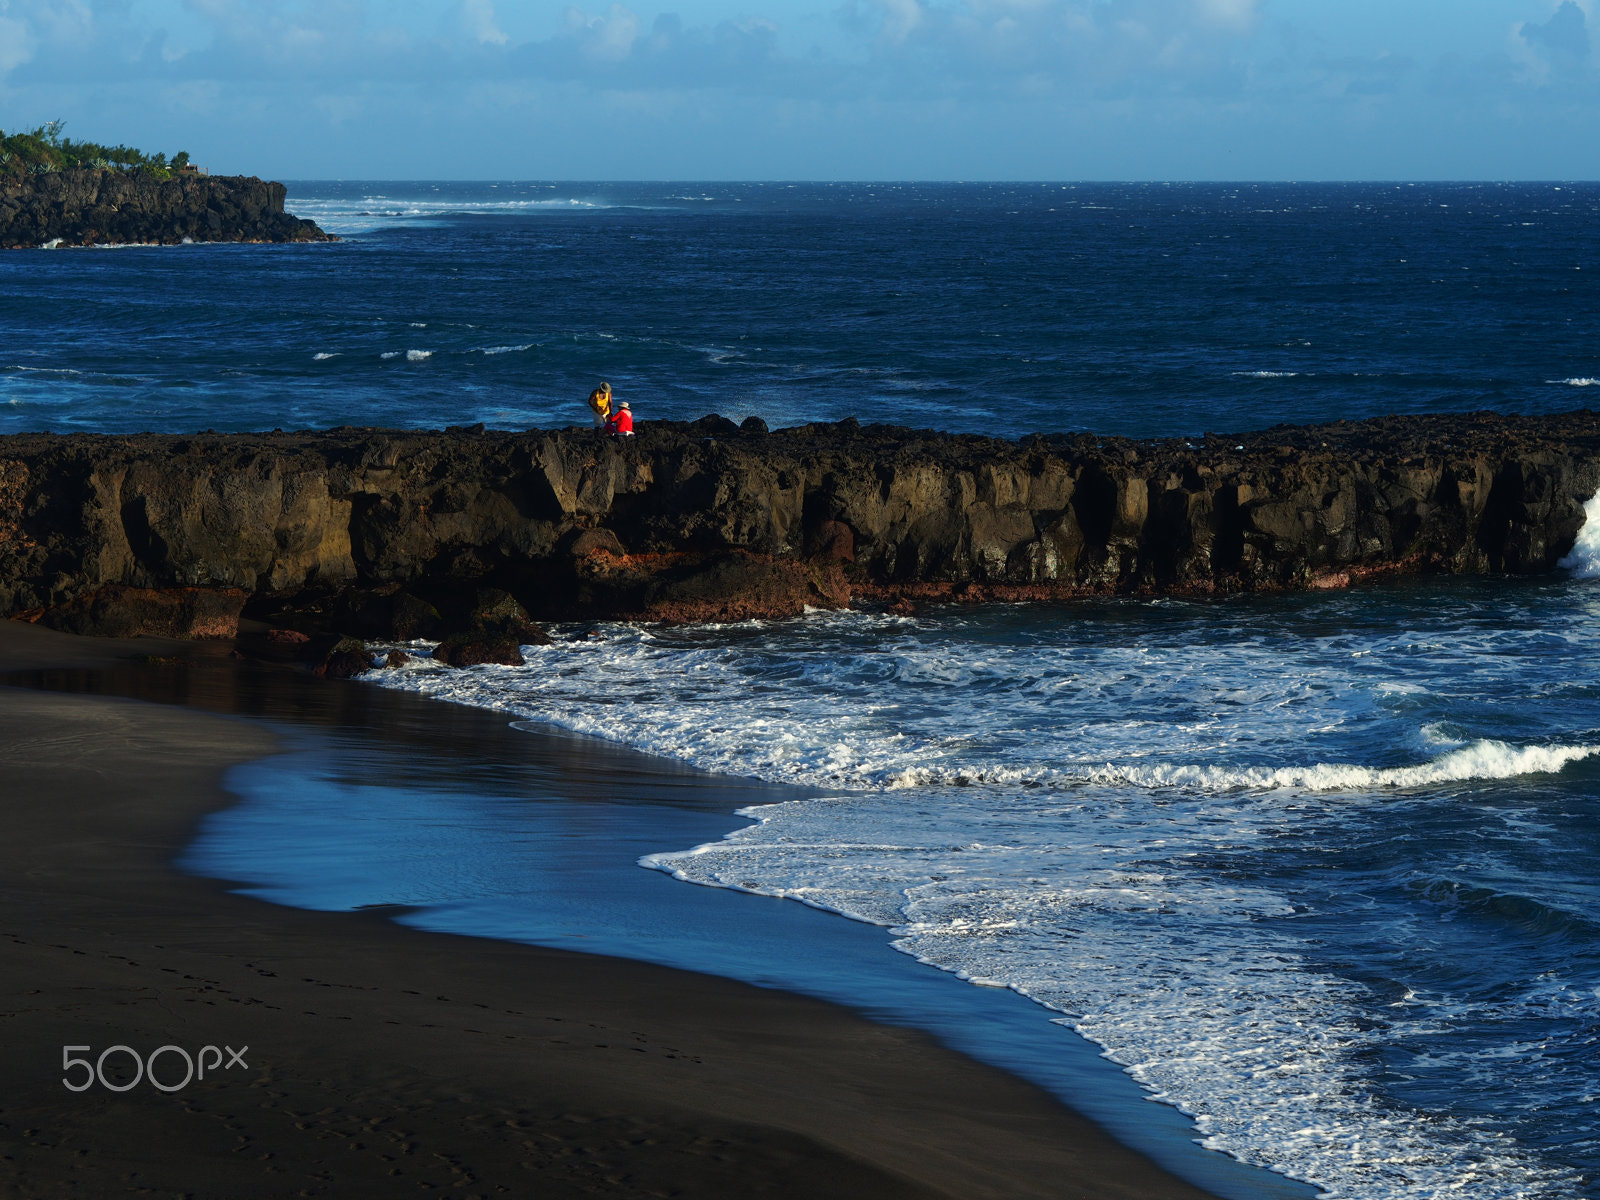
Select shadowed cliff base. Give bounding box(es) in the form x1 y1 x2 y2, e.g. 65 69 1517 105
0 169 332 247
2 410 1597 646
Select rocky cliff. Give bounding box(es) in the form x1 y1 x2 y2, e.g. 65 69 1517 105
0 169 332 248
2 411 1598 642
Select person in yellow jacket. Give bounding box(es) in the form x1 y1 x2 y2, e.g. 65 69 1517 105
587 382 613 430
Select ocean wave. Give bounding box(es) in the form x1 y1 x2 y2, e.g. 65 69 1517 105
356 595 1600 1200
644 789 1587 1200
1232 370 1302 378
876 738 1600 792
360 601 1600 800
1552 377 1600 386
1558 483 1600 578
285 195 612 233
1408 875 1599 939
405 349 432 362
312 352 340 361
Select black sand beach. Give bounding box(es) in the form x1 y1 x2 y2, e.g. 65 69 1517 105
0 620 1227 1199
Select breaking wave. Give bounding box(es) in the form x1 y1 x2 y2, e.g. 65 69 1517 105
1558 483 1600 578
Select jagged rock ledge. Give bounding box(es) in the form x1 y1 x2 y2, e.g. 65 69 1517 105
0 169 332 248
2 411 1598 654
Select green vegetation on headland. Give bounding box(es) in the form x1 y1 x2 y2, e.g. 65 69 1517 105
0 121 192 181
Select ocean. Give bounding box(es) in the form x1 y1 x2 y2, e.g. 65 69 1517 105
5 181 1600 438
12 182 1600 1198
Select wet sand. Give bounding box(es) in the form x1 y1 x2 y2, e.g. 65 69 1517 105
0 620 1224 1199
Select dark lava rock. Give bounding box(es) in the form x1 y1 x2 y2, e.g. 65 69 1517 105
432 632 526 667
469 587 552 644
391 592 444 639
806 519 855 563
740 416 769 434
4 412 1600 639
0 170 333 248
566 528 627 559
316 637 374 679
39 585 246 639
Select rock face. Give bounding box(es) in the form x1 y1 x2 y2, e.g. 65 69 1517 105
2 411 1598 639
0 170 332 248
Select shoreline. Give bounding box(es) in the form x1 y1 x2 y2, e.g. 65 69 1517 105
0 619 1239 1199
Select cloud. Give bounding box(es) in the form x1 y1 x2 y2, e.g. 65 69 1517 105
1519 1 1591 75
463 0 508 47
836 0 1268 101
874 0 924 45
0 14 36 74
1 0 1598 180
1194 0 1257 32
564 4 640 62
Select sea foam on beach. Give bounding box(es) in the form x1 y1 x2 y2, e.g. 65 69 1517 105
367 576 1600 1200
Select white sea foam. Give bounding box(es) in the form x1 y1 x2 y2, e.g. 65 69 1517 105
284 194 611 234
367 622 1600 799
1552 377 1600 386
644 790 1585 1199
380 351 400 360
362 599 1600 1200
1232 370 1302 378
405 349 432 362
1558 484 1600 578
312 352 340 361
479 343 534 356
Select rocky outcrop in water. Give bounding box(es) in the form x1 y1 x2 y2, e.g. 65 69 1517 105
0 170 331 248
1 411 1597 641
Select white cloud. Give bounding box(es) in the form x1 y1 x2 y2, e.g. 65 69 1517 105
0 14 35 74
565 3 639 62
1195 0 1257 31
876 0 924 44
463 0 507 47
24 0 88 43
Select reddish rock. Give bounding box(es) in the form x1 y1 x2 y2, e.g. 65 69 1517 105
314 637 374 679
432 633 526 668
39 585 246 639
567 528 627 559
807 520 855 563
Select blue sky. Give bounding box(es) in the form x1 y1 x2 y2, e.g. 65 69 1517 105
0 0 1596 178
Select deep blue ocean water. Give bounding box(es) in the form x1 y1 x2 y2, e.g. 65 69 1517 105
4 181 1600 437
11 183 1600 1198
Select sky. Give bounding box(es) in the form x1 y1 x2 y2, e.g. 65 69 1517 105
0 0 1597 179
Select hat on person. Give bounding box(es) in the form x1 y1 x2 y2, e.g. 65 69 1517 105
619 401 630 409
599 382 611 394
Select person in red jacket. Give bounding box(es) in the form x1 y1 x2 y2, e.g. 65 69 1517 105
606 400 634 437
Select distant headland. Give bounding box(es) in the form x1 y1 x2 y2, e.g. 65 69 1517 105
0 122 332 248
